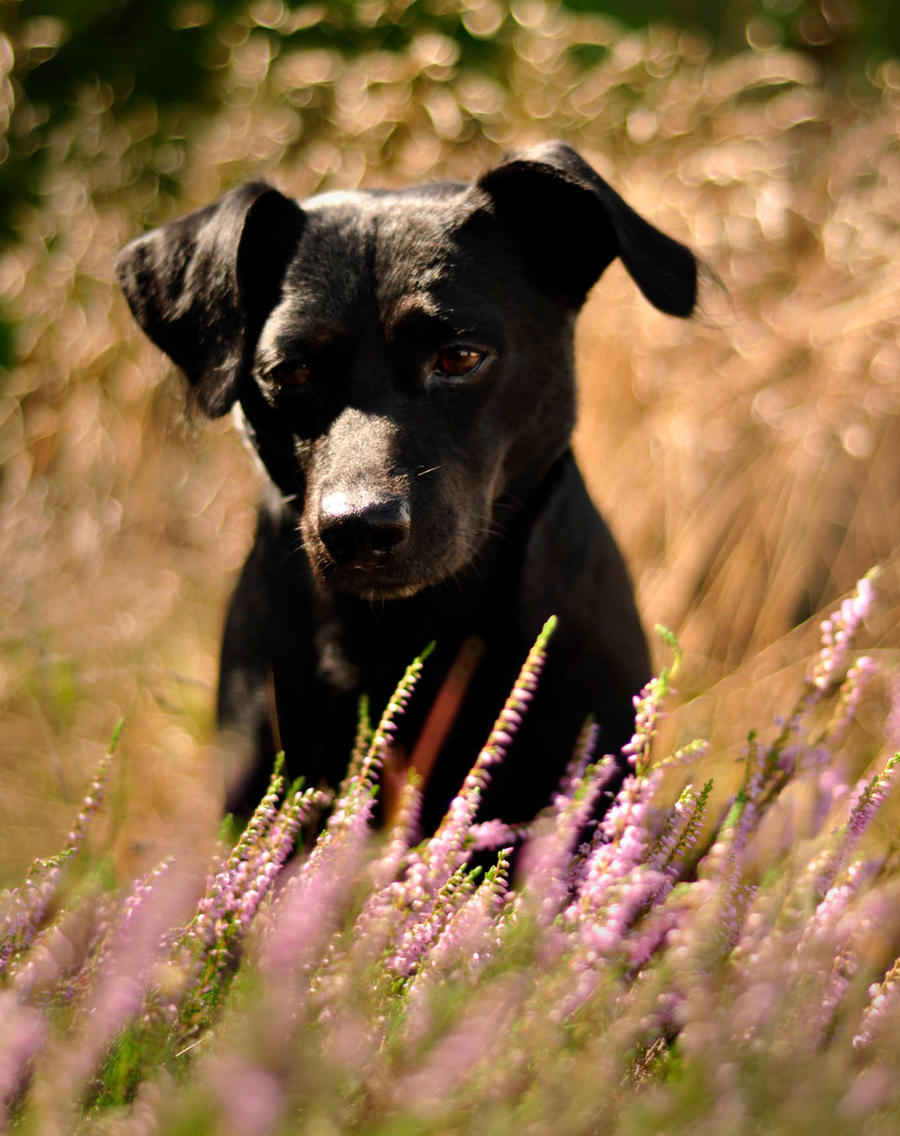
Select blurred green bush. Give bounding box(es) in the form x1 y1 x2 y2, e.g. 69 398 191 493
4 0 898 245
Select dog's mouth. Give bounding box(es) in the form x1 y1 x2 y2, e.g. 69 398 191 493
316 558 454 601
308 528 479 601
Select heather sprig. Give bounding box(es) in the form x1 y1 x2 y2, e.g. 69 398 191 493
845 751 900 844
623 625 682 775
748 576 878 806
361 643 434 790
822 654 877 748
420 616 556 892
649 778 713 875
520 749 619 930
0 720 121 979
809 572 876 697
854 942 900 1050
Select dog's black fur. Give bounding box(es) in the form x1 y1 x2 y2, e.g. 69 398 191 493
117 143 697 831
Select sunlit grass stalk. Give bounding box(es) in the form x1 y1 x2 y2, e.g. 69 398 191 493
0 721 121 978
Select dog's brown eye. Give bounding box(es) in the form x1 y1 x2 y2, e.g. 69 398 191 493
271 362 311 388
434 346 485 379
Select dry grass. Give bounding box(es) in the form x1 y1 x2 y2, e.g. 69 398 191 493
1 9 898 882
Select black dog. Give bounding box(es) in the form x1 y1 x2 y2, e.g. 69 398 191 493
117 142 696 831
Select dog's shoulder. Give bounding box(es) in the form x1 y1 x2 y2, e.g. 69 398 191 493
518 451 650 686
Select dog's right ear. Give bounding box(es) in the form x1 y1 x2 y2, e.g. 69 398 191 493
116 183 305 417
478 142 697 317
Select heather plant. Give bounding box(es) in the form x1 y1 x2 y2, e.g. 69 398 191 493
0 574 898 1133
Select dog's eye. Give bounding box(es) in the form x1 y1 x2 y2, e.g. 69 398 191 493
433 346 485 379
269 361 311 388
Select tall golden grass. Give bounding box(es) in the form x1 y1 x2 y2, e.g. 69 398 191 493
1 9 897 880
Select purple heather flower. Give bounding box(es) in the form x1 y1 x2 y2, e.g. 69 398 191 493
846 752 900 845
520 753 619 930
47 861 195 1100
854 952 900 1049
388 862 477 979
206 1055 285 1136
0 994 47 1126
809 574 875 696
261 788 373 982
392 976 522 1114
468 819 525 851
825 655 877 748
622 628 681 774
359 647 432 791
559 718 601 796
566 765 666 929
414 618 556 898
403 851 512 1035
800 859 879 955
1 740 118 979
237 786 329 933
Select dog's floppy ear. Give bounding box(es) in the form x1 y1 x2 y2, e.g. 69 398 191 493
117 183 305 416
478 141 696 316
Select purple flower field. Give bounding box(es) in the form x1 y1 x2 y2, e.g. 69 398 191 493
1 573 899 1134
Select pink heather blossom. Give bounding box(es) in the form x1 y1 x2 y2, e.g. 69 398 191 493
261 790 372 981
236 786 329 932
520 753 619 930
0 994 47 1126
622 628 681 773
798 883 894 1051
826 655 877 747
468 819 525 851
207 1056 285 1136
388 862 477 978
53 861 195 1098
403 852 511 1035
566 765 666 928
854 953 900 1049
0 740 117 979
577 862 670 961
558 718 601 796
793 859 879 998
624 893 686 970
327 783 426 980
0 853 74 978
393 977 522 1114
622 676 667 772
359 647 432 790
846 752 900 844
648 783 702 871
809 574 875 695
416 617 555 897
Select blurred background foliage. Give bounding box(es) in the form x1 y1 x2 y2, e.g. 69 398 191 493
4 0 899 255
0 0 898 880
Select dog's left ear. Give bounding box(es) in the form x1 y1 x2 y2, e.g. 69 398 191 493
478 141 696 316
117 183 305 416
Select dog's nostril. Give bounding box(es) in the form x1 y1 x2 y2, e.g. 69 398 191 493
369 521 408 558
319 497 410 568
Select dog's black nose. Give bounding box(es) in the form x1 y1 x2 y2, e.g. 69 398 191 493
318 494 411 568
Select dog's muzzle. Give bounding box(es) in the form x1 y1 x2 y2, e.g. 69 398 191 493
318 491 411 570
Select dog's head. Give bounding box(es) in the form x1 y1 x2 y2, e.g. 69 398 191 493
118 143 696 600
